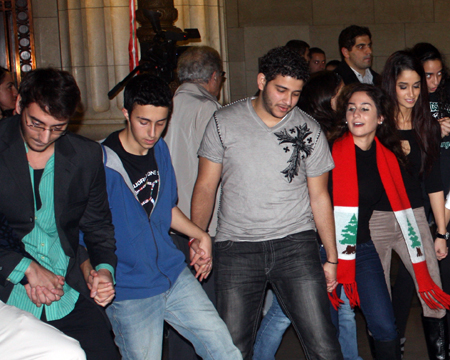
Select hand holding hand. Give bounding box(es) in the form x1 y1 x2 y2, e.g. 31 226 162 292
323 261 338 293
24 261 65 307
189 235 213 281
87 269 115 307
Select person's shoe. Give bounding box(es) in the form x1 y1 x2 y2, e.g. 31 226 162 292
422 316 449 360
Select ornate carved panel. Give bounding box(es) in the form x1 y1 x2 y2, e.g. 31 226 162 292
0 0 35 83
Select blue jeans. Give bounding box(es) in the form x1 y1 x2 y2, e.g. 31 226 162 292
324 241 397 352
106 267 242 360
346 241 397 342
335 290 363 360
253 294 291 360
215 231 343 360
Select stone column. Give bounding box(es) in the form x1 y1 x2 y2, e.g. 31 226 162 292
58 0 129 139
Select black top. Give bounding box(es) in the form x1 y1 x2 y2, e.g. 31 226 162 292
354 143 386 243
375 129 443 211
329 142 386 244
103 131 159 216
33 169 44 211
430 85 450 195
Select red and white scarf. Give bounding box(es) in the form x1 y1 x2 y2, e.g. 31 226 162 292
330 132 450 311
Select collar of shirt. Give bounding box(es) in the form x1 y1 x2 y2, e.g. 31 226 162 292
350 66 374 84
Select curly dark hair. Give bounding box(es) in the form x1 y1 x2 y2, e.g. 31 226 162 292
298 70 342 135
124 74 173 116
330 83 406 164
381 50 440 175
412 42 450 119
259 46 310 83
19 68 81 120
338 25 372 60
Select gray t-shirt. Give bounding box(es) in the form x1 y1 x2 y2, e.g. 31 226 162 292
198 97 334 242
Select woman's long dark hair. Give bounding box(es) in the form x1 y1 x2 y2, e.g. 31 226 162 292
298 70 342 135
0 67 7 85
329 83 406 164
412 42 450 118
381 50 440 175
0 67 12 119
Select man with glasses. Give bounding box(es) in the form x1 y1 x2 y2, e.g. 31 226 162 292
0 68 119 359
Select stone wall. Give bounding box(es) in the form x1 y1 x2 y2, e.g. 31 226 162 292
225 0 450 101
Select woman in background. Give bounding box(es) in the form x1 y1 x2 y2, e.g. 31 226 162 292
0 67 18 119
372 50 449 360
391 43 450 357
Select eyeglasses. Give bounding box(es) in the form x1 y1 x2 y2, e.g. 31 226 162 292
25 117 68 135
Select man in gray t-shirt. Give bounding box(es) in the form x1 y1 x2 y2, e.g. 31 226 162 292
191 46 343 360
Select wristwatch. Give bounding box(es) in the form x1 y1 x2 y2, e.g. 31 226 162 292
435 232 450 240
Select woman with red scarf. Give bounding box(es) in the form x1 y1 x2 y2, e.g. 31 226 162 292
370 50 450 360
329 83 402 359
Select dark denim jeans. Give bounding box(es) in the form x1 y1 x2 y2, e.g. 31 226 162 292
214 230 343 360
322 241 398 343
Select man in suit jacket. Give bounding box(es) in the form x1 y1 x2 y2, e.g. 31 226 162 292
335 25 381 86
0 68 119 359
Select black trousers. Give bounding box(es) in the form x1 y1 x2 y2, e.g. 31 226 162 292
44 295 121 360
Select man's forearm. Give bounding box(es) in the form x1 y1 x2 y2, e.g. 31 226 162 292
171 207 209 240
311 194 337 262
191 183 216 231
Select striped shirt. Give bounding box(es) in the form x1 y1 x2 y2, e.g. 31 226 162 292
7 154 80 320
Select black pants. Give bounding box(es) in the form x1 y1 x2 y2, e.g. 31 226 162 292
44 295 121 360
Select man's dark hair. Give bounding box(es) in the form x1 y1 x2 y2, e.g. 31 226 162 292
259 46 310 83
123 74 173 116
338 25 372 59
326 60 341 69
19 68 81 120
309 47 325 57
285 40 310 58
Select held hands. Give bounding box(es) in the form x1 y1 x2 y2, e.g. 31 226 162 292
438 117 450 138
323 261 338 293
189 234 213 281
24 261 65 307
87 268 115 307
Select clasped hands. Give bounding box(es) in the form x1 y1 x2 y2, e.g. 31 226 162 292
189 235 213 282
24 260 115 308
